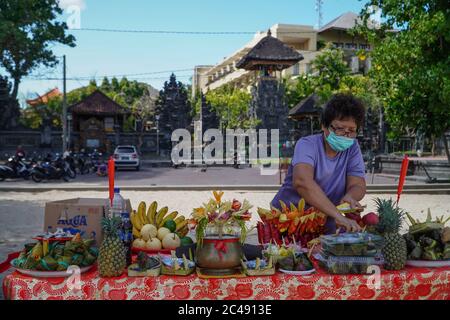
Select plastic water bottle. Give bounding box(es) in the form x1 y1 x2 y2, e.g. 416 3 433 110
109 188 132 265
109 188 125 218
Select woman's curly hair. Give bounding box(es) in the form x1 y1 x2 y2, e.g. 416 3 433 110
320 94 366 129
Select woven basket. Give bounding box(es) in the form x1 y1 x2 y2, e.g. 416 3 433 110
161 264 195 276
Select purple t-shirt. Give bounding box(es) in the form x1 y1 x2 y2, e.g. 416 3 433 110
271 133 365 233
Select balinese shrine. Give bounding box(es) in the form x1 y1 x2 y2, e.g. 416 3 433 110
69 90 130 153
236 30 303 143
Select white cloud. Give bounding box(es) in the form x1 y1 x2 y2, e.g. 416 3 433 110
58 0 86 10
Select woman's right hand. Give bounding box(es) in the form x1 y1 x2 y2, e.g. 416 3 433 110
335 214 362 233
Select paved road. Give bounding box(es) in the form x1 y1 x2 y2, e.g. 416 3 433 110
0 166 408 188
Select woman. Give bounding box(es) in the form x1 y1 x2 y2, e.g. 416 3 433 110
272 94 366 233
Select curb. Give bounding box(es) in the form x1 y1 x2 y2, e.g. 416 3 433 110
1 184 450 193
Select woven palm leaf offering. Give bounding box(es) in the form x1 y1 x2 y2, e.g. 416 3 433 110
403 208 450 263
240 256 275 276
128 251 161 277
11 233 98 273
160 250 195 276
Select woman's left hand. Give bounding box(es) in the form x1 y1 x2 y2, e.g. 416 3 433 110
340 195 364 212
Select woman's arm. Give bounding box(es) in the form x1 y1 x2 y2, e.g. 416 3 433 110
293 163 362 232
341 176 366 210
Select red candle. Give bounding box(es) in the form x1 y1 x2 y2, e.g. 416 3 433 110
396 155 409 205
108 156 115 206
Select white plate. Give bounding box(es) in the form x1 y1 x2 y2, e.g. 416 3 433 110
279 268 316 275
12 264 94 278
406 260 450 268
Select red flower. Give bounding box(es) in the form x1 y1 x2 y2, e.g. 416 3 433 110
232 199 242 211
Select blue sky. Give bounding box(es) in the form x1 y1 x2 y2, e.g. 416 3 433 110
18 0 367 103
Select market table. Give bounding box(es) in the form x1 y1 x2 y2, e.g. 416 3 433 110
3 263 449 300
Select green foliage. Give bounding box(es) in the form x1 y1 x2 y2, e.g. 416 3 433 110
355 0 450 155
205 85 258 129
22 77 153 129
284 74 315 109
0 0 76 98
285 44 380 111
21 95 62 129
312 43 350 102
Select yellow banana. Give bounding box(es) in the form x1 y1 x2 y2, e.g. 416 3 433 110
132 226 141 239
161 211 178 226
174 216 185 225
137 201 148 225
156 206 169 227
147 201 158 225
177 226 189 238
336 203 356 214
175 220 188 232
130 210 143 230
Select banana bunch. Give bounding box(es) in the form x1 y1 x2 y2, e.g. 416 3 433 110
130 201 189 239
406 208 450 235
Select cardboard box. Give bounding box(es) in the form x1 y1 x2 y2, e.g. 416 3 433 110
44 198 132 245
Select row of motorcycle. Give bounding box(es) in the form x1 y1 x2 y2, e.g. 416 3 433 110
0 150 107 182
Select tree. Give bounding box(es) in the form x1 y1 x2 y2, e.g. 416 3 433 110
356 0 450 163
311 43 350 102
130 88 157 152
0 0 75 99
0 75 20 128
21 77 155 130
205 85 257 129
21 95 62 129
284 74 315 109
285 45 379 109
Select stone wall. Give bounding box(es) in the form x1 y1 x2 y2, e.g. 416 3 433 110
0 130 63 156
0 130 161 158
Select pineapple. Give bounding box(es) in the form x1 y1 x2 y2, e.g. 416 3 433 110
98 216 127 277
375 198 407 270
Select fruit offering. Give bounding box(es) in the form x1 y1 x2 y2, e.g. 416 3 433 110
337 202 380 231
317 252 384 274
403 209 450 261
12 233 98 271
320 232 384 256
130 200 191 251
375 198 408 270
99 216 127 277
257 199 327 246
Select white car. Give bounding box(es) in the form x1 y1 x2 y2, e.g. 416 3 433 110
113 145 140 171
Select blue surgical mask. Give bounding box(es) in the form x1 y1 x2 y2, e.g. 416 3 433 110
325 131 355 152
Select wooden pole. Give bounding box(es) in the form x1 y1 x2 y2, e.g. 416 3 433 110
62 55 67 153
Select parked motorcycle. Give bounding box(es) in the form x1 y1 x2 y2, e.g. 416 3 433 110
0 155 32 181
31 155 75 182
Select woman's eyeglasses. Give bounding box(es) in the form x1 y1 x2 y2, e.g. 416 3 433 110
329 124 358 138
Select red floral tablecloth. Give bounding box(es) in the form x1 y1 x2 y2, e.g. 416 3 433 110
3 264 450 300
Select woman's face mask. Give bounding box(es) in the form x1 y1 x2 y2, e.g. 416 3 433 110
325 130 355 152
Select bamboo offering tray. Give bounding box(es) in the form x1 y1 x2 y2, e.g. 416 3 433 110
160 250 195 276
241 256 275 276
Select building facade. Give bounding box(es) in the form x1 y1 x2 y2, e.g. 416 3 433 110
193 12 373 97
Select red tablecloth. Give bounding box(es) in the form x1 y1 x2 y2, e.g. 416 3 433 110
3 264 450 300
